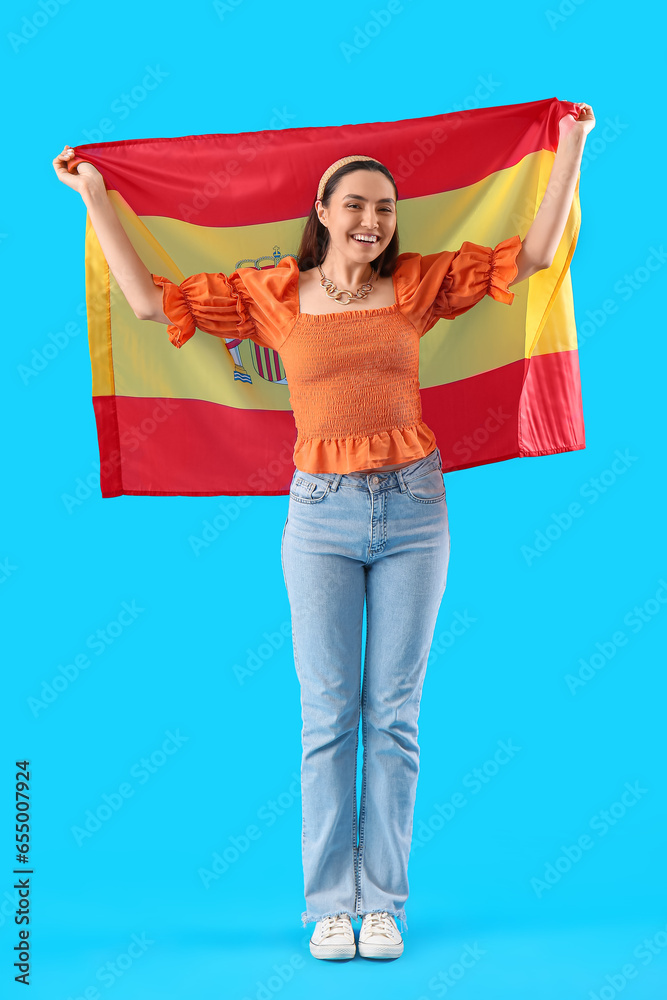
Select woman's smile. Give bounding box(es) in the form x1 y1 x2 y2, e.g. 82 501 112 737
350 233 381 246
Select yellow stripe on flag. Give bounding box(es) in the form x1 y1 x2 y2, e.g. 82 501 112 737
87 150 579 408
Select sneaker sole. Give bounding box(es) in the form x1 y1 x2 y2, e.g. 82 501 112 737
309 939 356 960
358 940 404 959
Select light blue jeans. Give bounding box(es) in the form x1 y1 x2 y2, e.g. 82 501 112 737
280 446 451 933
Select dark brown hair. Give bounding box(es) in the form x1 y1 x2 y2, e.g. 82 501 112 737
296 160 400 278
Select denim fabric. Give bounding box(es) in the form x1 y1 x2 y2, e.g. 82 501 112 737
280 446 451 932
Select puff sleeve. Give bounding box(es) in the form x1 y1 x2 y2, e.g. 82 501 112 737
395 235 523 337
150 271 262 349
151 256 300 351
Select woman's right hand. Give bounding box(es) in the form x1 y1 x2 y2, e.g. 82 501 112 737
53 145 104 194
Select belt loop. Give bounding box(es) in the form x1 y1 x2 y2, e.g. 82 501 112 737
396 468 408 493
330 473 342 492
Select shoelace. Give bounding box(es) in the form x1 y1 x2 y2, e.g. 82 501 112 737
319 914 352 937
363 911 398 937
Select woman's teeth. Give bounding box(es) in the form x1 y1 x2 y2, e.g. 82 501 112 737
351 235 379 244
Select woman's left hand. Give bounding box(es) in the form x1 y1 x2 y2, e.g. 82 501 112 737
559 102 596 144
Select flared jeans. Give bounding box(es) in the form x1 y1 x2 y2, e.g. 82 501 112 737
280 446 451 932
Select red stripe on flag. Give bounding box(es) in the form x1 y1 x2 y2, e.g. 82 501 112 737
92 395 123 496
91 350 583 497
93 395 297 497
68 98 578 226
421 352 585 472
518 349 586 456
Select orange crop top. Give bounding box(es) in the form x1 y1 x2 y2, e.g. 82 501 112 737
151 234 522 474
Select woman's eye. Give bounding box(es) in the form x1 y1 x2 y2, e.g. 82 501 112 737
347 204 392 212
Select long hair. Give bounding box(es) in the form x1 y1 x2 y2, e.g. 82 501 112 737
296 160 400 278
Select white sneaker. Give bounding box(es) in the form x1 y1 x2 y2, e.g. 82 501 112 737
309 913 356 960
358 910 404 959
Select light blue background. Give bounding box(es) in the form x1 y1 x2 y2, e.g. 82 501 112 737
3 0 666 997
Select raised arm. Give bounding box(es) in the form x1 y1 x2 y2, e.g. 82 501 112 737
509 103 595 285
53 145 166 322
54 145 290 352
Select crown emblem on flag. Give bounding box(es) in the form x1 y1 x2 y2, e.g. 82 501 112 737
234 244 299 271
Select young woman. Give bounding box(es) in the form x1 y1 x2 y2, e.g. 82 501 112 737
53 103 594 961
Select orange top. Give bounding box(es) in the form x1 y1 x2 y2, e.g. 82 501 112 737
151 234 522 473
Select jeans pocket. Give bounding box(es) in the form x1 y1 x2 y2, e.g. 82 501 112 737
404 468 446 504
289 473 332 505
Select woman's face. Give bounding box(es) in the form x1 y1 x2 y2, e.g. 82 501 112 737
316 169 397 263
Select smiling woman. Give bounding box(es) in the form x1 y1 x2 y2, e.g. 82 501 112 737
297 156 401 291
319 184 396 296
54 108 593 958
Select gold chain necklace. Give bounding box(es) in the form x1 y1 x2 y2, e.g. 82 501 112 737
317 263 376 305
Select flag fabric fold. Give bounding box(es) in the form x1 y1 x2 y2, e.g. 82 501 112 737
67 96 584 498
